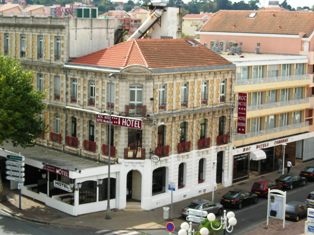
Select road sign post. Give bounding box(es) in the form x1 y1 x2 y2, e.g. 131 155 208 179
168 182 176 220
6 154 25 210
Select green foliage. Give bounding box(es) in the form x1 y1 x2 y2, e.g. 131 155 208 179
0 55 45 147
195 219 223 235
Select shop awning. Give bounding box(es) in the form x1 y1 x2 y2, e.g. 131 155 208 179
250 149 266 161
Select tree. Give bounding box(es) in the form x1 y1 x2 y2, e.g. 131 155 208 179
0 55 45 148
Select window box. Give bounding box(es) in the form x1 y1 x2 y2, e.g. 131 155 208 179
220 96 226 102
70 97 77 103
125 104 146 117
83 140 96 152
154 145 170 157
54 94 60 100
50 132 62 144
66 136 79 148
198 137 211 149
102 144 116 157
107 102 114 110
88 98 95 106
181 102 188 107
159 104 166 110
177 141 191 153
201 99 208 105
124 147 145 159
216 134 229 145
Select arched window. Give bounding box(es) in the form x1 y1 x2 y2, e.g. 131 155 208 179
152 167 166 195
198 158 205 183
178 163 186 189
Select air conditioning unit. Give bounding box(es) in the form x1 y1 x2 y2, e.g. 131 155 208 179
210 41 216 49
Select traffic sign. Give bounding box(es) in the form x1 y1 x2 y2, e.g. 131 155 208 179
6 171 25 177
7 155 25 161
187 208 208 217
6 176 25 182
186 215 205 224
6 165 25 172
166 222 175 232
6 161 25 166
168 182 176 191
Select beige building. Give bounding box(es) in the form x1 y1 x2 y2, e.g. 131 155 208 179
182 13 212 37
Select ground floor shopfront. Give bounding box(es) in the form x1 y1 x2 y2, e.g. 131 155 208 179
0 143 233 215
232 132 314 182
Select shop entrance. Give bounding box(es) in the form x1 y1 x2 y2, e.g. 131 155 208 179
216 151 223 184
126 170 142 202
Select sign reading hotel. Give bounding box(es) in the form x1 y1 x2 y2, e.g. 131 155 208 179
43 164 69 177
237 93 247 134
96 114 142 129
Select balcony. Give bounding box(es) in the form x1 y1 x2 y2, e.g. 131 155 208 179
236 74 310 85
65 136 79 148
54 94 60 100
124 147 145 159
248 98 309 111
201 99 208 105
107 102 114 110
198 137 211 149
154 145 170 157
216 134 229 145
220 96 226 103
159 104 166 110
83 140 96 152
125 104 146 117
88 98 95 106
50 132 62 144
102 144 116 157
234 122 309 141
177 141 191 154
70 97 77 103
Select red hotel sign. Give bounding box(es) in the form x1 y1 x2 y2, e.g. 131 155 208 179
96 114 142 129
43 164 69 177
237 92 247 134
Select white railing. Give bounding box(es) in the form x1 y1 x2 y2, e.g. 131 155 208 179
248 98 309 111
234 122 309 140
236 74 309 85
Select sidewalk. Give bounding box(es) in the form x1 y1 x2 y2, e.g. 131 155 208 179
0 160 313 234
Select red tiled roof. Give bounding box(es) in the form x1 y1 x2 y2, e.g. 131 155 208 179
70 39 231 69
201 10 314 37
183 13 213 20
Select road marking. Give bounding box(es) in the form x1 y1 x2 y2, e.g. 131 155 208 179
96 230 140 235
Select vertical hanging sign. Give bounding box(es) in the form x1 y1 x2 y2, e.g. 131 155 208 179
237 92 247 134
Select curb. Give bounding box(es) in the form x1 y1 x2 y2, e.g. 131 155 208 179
0 208 50 225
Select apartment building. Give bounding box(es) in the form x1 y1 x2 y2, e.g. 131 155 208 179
198 8 314 182
0 38 235 215
182 13 212 37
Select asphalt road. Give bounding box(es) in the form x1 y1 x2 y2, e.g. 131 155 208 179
233 182 314 235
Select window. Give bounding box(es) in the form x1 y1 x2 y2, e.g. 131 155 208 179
71 117 77 137
20 34 26 58
219 80 226 102
178 163 185 188
152 167 166 195
280 89 289 102
200 119 207 139
179 122 188 142
157 125 166 146
201 81 208 103
250 118 261 132
268 65 279 78
237 66 248 80
54 76 60 100
128 129 142 149
253 65 264 80
181 82 189 106
251 92 263 106
198 159 205 183
282 64 291 77
295 87 303 99
267 115 275 129
268 90 276 103
99 178 116 201
88 80 95 106
107 82 115 108
71 79 77 102
218 116 226 135
293 111 301 124
280 113 288 127
79 181 96 205
296 64 305 75
54 36 61 61
4 33 9 55
36 73 44 92
54 115 60 133
159 84 167 108
129 85 143 106
37 35 44 59
88 120 95 141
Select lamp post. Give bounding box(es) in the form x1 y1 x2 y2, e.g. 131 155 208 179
282 143 287 175
202 210 237 235
178 221 194 235
106 74 114 220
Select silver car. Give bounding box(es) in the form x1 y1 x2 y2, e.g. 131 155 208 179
306 191 314 208
181 199 223 219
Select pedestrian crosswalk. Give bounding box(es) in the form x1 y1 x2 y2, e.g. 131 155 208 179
96 229 140 235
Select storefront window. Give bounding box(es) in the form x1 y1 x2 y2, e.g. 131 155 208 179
152 167 166 195
98 178 116 201
79 181 96 204
233 154 249 182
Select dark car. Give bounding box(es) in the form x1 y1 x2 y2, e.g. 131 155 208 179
276 174 307 190
220 190 258 209
181 199 223 219
300 166 314 181
251 180 281 198
285 201 307 221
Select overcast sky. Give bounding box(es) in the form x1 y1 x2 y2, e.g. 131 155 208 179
231 0 314 8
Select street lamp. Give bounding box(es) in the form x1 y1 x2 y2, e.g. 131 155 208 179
178 222 194 235
202 210 237 234
282 143 287 175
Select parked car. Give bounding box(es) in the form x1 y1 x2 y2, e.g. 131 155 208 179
251 180 281 198
220 190 258 209
181 199 223 219
275 174 307 190
306 191 314 208
300 166 314 181
285 201 307 221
